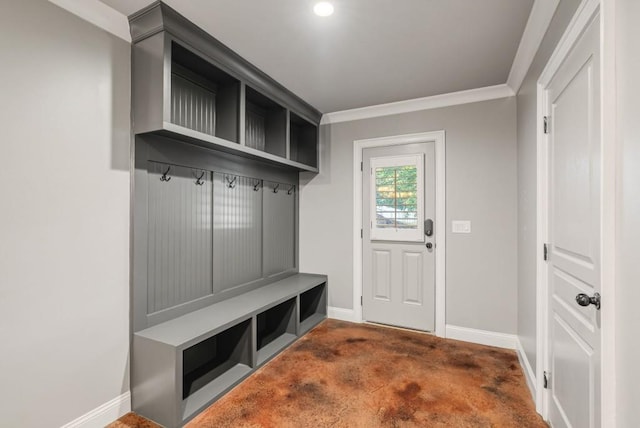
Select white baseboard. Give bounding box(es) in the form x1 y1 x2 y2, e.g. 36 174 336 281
61 391 131 428
445 325 517 349
516 337 537 401
328 306 359 323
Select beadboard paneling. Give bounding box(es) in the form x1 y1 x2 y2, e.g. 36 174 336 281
147 162 213 313
213 173 263 292
263 181 295 277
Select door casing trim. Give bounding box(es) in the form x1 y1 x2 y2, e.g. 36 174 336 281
353 130 446 337
536 0 615 424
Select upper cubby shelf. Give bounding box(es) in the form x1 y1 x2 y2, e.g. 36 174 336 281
129 1 321 173
290 112 319 169
171 42 240 143
245 86 287 158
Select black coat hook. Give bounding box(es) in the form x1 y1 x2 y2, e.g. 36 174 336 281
273 183 280 193
160 166 171 182
194 171 205 186
253 180 262 191
226 175 237 189
287 185 295 195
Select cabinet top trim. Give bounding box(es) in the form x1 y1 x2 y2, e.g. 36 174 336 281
129 1 322 124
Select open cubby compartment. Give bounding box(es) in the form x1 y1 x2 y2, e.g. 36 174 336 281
256 297 297 365
299 283 327 334
289 111 319 168
245 86 287 157
171 41 240 143
181 319 252 419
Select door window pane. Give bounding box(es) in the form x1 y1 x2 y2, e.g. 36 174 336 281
370 154 424 241
375 165 418 229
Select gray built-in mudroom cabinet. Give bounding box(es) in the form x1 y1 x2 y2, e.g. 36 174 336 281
129 2 327 426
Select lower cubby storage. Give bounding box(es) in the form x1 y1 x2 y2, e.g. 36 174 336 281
299 283 328 334
256 298 297 365
182 319 252 419
183 319 252 400
132 273 327 427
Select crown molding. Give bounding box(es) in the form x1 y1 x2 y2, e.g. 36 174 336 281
48 0 131 42
506 0 561 94
321 84 514 125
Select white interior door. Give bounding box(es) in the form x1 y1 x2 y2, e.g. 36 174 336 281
362 142 435 331
545 12 601 428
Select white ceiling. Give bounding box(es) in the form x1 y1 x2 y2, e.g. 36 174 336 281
100 0 534 113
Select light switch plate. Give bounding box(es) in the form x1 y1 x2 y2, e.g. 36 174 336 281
452 220 471 234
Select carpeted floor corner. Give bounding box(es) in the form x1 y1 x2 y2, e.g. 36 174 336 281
111 319 547 427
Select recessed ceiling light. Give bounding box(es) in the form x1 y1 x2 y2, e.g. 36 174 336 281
314 2 334 17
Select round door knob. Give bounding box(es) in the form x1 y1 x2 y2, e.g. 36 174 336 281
575 292 601 310
576 294 591 306
426 242 433 249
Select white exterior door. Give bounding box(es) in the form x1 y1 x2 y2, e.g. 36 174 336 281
545 12 601 428
362 142 435 331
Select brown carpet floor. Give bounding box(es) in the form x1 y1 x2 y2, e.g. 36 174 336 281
111 319 546 427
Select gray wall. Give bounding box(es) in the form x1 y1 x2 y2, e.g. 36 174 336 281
515 0 581 375
615 0 640 423
300 98 518 333
0 0 131 426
